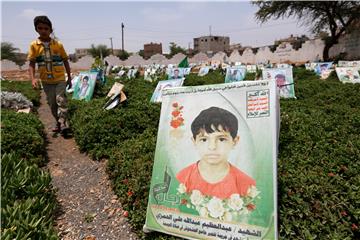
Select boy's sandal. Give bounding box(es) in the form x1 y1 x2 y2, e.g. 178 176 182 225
52 123 61 132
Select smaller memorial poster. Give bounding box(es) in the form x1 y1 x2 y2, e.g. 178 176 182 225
246 65 257 73
338 60 360 70
127 69 138 79
167 68 186 80
314 62 333 79
145 80 279 240
72 71 98 101
262 68 295 98
276 63 291 69
335 67 360 84
150 78 185 103
198 67 210 77
225 67 246 83
184 67 192 75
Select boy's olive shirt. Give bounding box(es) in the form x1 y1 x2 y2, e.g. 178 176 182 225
27 38 68 84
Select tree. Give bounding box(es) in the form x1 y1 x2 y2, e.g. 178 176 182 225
138 49 145 58
88 44 111 59
1 42 26 66
253 1 360 60
1 42 19 61
169 42 186 58
117 50 130 60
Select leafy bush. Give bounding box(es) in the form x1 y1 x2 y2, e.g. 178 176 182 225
1 109 45 165
68 68 360 239
1 90 58 239
68 78 161 160
1 80 41 107
1 153 58 240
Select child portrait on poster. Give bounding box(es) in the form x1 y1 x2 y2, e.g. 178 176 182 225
176 106 260 220
79 75 89 99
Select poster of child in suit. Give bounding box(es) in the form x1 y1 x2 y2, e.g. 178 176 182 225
150 78 185 103
145 80 279 240
167 68 186 80
225 67 246 83
262 68 295 98
314 62 333 79
198 66 210 77
335 67 360 84
72 71 97 101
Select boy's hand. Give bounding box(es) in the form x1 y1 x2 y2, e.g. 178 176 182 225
66 77 72 89
32 79 38 89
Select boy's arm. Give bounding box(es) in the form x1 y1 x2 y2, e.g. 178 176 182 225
29 61 37 89
64 60 72 89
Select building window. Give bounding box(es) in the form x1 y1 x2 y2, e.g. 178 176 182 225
205 39 207 42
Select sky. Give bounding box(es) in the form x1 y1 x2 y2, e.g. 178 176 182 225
1 1 313 54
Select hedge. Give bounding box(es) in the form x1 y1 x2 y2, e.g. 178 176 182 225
1 82 58 239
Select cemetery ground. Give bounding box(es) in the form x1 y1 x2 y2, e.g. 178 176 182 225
1 67 360 240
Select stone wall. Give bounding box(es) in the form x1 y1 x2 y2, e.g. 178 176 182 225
2 31 359 70
1 59 20 71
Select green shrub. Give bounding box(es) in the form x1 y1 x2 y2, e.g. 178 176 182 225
68 78 160 160
1 153 58 240
1 109 45 165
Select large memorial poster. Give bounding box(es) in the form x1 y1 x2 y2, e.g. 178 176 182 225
150 78 185 103
72 71 98 101
145 80 278 240
262 68 295 98
225 67 246 83
335 67 360 83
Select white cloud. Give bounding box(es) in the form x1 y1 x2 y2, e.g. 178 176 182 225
18 9 46 19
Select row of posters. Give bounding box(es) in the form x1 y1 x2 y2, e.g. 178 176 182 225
145 80 279 239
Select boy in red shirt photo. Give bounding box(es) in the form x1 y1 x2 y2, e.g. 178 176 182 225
176 106 256 200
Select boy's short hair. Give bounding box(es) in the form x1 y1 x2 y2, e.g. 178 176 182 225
34 16 52 31
191 106 238 139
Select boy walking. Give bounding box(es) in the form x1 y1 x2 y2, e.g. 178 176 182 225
28 15 72 132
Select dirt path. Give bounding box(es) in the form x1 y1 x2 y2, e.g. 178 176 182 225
38 91 138 240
